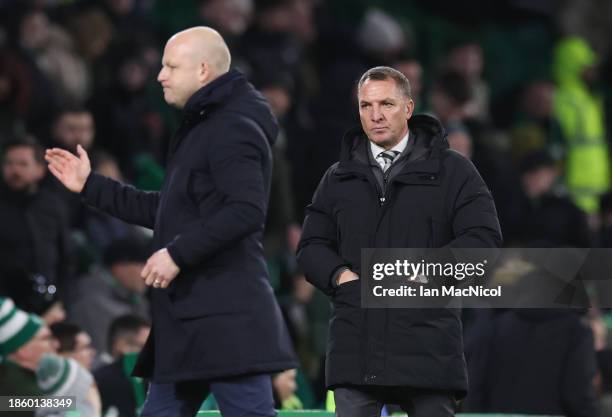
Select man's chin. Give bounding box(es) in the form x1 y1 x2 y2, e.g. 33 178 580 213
7 183 27 191
368 135 392 147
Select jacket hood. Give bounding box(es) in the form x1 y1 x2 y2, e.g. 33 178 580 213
340 113 448 162
183 68 278 146
553 36 598 88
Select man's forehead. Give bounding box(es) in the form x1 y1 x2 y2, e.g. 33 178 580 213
162 39 186 59
6 146 35 158
358 79 402 100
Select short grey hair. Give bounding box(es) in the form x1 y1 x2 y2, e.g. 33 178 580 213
357 66 412 99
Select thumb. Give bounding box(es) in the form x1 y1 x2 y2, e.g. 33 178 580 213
77 145 90 164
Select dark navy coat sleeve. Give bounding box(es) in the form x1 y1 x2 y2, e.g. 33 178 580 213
297 166 348 296
165 116 268 269
445 154 503 248
81 172 160 229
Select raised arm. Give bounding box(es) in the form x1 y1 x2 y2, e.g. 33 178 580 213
45 146 159 228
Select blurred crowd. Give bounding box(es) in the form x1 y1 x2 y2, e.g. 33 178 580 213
2 0 612 416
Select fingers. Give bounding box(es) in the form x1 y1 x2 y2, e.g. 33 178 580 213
141 259 162 287
46 148 76 161
141 252 178 289
45 150 76 173
146 271 165 288
45 155 66 177
47 164 64 181
141 262 152 281
144 271 157 287
77 145 90 165
44 152 67 167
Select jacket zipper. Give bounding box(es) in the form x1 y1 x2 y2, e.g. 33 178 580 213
380 171 390 206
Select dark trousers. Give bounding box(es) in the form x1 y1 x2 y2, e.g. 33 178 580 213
334 386 456 417
139 373 276 417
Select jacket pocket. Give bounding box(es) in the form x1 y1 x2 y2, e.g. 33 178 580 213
333 279 361 308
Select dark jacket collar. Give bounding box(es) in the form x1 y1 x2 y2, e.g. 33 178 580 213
339 114 448 162
183 68 246 117
338 114 448 175
168 69 248 158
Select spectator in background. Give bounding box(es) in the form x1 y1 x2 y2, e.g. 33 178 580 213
0 137 72 295
47 106 95 152
106 314 151 360
94 315 151 417
37 354 102 417
504 151 590 247
17 8 90 106
258 72 299 261
510 79 565 162
0 48 32 137
429 71 473 158
99 0 158 45
198 0 254 37
553 36 610 215
89 41 168 177
0 298 58 414
242 0 314 94
67 7 114 65
50 322 96 371
393 56 423 110
68 238 150 354
463 307 599 417
445 39 489 123
357 7 406 64
43 106 96 226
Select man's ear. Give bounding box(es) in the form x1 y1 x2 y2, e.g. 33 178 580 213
405 98 415 120
199 61 211 85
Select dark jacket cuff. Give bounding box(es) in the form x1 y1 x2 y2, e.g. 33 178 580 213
331 266 349 288
79 172 99 202
166 242 188 270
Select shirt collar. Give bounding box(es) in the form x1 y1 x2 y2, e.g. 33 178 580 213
370 131 410 159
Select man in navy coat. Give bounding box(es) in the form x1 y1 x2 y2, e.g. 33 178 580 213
46 27 296 417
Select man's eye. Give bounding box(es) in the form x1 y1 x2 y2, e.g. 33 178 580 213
360 103 370 108
383 102 393 107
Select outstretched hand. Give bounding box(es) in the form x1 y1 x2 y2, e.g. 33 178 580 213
44 145 91 193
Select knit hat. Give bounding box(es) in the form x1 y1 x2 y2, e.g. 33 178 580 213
36 354 93 397
0 297 43 355
37 354 99 417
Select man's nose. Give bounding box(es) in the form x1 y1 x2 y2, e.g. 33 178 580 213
157 68 165 83
371 106 384 121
